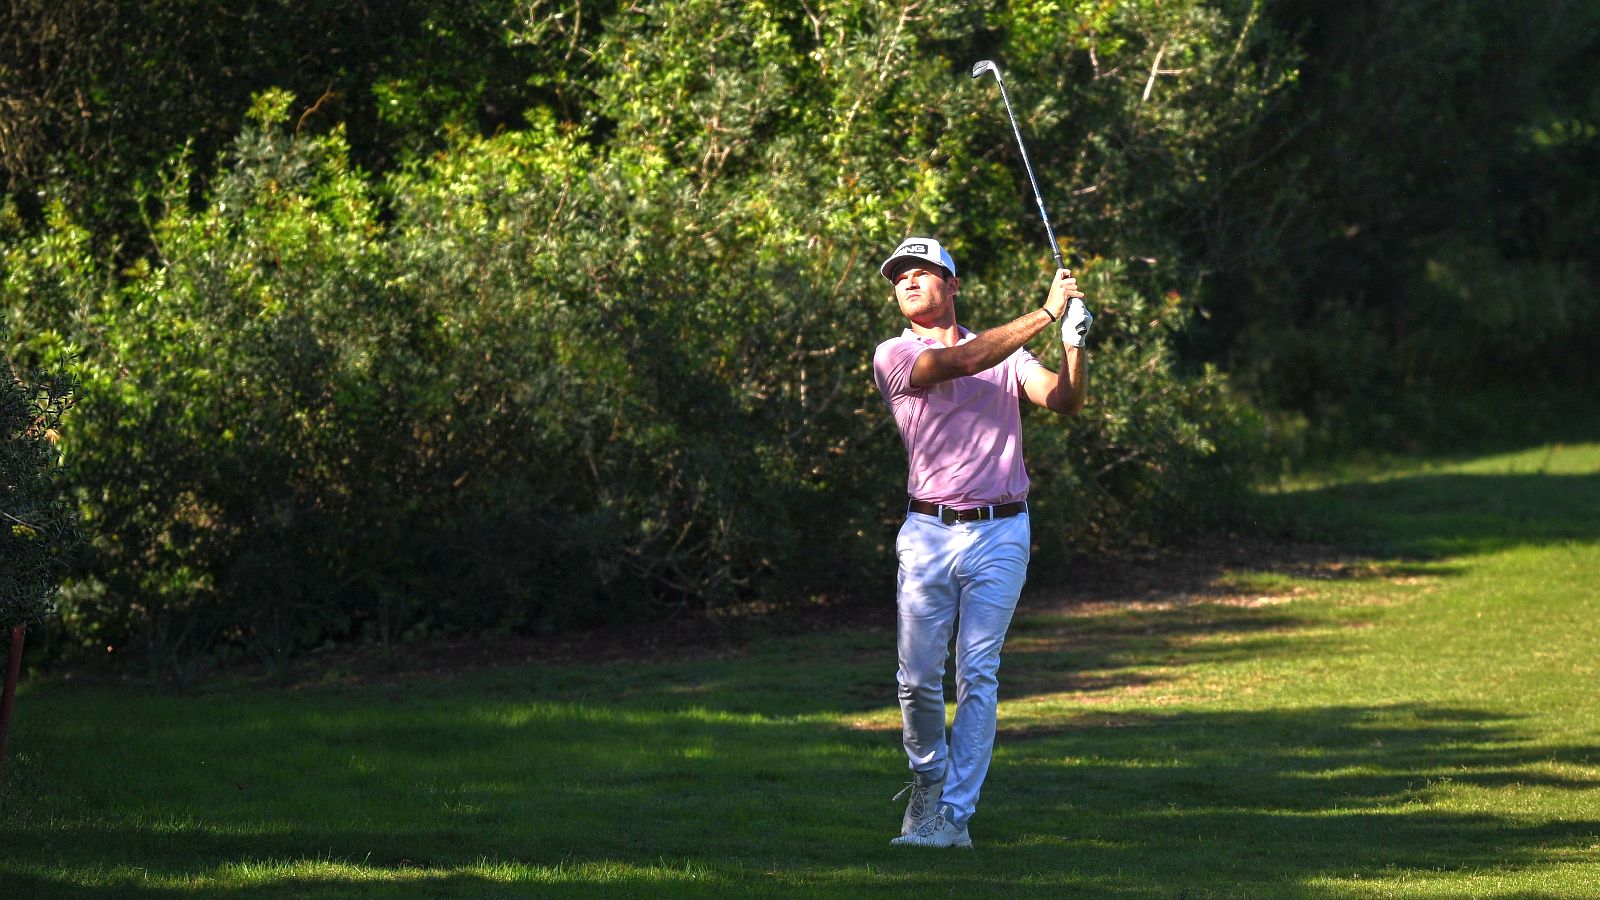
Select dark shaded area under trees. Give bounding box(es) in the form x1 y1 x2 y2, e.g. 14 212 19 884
2 0 1595 683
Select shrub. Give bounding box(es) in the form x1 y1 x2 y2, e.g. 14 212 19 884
3 1 1289 678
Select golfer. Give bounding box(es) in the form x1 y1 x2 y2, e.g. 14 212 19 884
873 237 1091 848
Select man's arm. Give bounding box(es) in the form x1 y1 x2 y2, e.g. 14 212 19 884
1022 345 1088 415
910 270 1081 387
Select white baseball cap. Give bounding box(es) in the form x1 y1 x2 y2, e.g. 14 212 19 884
880 237 956 281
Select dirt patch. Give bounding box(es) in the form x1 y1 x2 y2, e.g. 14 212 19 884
138 533 1375 691
272 614 764 690
1032 533 1370 614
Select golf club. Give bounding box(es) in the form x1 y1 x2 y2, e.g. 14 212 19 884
970 59 1065 272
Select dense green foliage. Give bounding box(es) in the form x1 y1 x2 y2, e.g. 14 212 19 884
2 1 1594 675
1209 1 1600 447
0 0 604 242
0 365 78 629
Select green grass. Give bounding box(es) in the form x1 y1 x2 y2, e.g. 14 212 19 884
4 442 1600 897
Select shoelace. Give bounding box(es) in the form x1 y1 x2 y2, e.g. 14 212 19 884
892 781 927 802
914 809 949 837
893 781 933 819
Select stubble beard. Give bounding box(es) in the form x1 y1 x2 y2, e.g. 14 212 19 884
901 292 955 329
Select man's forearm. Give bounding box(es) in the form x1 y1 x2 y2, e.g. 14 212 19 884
1049 345 1088 414
939 309 1057 378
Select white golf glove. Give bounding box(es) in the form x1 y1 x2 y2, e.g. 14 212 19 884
1062 298 1093 348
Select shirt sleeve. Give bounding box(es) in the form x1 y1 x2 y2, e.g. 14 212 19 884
1012 345 1044 390
873 337 928 403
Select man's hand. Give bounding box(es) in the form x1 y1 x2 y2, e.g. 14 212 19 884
1044 268 1082 321
1062 298 1093 348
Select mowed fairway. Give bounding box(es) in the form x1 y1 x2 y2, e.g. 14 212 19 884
3 443 1599 897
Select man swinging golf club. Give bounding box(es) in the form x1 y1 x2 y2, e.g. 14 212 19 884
873 236 1091 848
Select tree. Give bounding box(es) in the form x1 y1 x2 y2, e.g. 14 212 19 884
1195 0 1600 449
0 360 79 785
0 0 616 249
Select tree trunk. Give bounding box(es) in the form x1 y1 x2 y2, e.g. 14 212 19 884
0 625 25 789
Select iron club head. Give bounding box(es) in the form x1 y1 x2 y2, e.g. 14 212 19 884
970 59 999 79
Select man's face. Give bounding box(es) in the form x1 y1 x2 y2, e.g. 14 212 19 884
891 262 957 323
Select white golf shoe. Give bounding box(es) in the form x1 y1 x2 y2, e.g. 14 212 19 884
889 804 973 848
892 777 944 836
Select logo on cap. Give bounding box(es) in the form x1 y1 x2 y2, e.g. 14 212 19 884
880 235 956 280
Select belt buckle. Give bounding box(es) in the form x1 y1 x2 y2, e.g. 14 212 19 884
939 506 958 526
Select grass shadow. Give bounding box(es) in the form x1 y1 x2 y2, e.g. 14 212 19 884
5 687 1599 896
982 702 1600 894
1276 470 1600 558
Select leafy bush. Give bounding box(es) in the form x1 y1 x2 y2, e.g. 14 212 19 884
3 1 1292 679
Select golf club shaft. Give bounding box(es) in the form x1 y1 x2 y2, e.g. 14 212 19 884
983 67 1065 272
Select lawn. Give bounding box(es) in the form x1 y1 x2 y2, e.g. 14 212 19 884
3 443 1599 897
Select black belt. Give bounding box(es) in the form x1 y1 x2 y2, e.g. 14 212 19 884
907 499 1028 526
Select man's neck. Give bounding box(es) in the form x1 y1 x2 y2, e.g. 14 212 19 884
908 315 963 348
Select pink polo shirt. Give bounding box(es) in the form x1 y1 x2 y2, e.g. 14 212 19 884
873 326 1044 508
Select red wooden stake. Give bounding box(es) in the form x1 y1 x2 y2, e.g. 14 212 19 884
0 625 25 788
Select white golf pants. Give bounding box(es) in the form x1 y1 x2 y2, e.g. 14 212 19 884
895 509 1029 827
